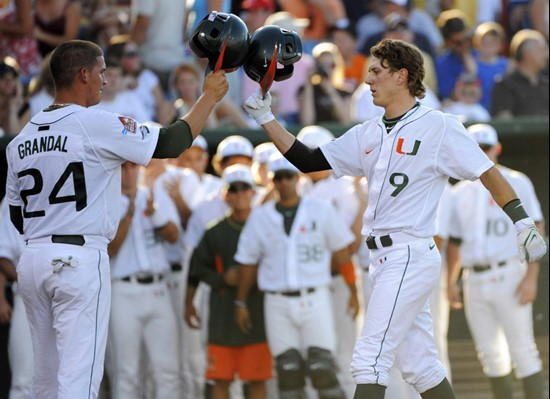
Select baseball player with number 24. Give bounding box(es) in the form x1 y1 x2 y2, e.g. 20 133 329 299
243 38 547 399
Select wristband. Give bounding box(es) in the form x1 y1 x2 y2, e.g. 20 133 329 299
255 112 275 125
234 299 248 309
503 199 529 224
150 208 169 228
339 261 356 285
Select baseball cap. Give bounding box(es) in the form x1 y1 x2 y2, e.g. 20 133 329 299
384 12 409 32
467 124 498 146
191 135 208 151
268 152 299 176
296 125 334 149
264 12 309 33
253 142 278 164
222 164 255 186
241 0 275 11
216 135 254 159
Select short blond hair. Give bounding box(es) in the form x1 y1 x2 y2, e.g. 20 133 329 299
473 21 505 48
311 41 346 88
510 29 547 61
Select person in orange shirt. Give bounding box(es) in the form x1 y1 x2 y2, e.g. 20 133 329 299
329 24 368 90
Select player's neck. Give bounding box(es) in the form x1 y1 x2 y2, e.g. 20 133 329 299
53 89 88 108
383 96 418 119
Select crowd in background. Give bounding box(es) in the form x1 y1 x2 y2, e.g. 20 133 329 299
0 0 549 398
0 0 549 139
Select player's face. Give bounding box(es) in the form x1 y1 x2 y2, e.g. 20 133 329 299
87 56 107 106
272 171 299 200
225 182 255 212
365 57 403 108
176 147 208 174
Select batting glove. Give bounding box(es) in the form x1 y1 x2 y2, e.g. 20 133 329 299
515 217 547 263
243 89 275 125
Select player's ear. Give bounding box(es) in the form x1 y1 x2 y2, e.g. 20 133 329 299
398 68 408 85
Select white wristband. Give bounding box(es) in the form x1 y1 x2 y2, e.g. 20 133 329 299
150 208 169 228
255 112 275 125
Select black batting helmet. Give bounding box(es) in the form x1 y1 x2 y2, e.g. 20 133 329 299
190 11 250 73
243 25 303 83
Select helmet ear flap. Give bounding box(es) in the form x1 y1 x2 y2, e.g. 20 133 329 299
274 64 294 81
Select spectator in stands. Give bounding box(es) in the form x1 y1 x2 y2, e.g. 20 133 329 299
87 7 129 51
298 42 353 125
240 0 274 33
33 0 81 57
329 24 368 90
492 29 549 118
0 57 29 136
472 21 510 111
106 35 173 125
172 63 251 129
0 0 42 80
356 0 442 56
435 9 477 102
130 0 188 93
27 53 54 116
441 73 491 123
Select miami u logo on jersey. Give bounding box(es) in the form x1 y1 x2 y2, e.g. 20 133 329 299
396 138 421 156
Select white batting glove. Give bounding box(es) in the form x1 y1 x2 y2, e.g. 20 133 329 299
515 218 547 263
243 89 275 125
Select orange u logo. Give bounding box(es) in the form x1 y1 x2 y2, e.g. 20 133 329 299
396 138 421 155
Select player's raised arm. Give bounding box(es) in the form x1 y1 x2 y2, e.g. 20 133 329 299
480 166 547 262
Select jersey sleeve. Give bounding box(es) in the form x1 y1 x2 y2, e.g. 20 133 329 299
5 145 22 207
320 124 365 178
234 209 263 266
435 115 493 181
82 109 160 167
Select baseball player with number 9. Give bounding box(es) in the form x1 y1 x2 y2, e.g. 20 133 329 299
5 40 228 398
243 38 547 399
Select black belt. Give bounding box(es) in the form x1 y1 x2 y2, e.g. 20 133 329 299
366 235 393 250
472 261 507 273
171 263 182 272
121 274 163 284
51 235 85 246
266 287 316 297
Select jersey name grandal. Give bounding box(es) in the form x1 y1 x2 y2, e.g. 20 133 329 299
18 135 68 159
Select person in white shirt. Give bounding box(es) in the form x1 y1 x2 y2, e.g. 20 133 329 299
447 124 545 399
107 161 180 398
235 152 359 399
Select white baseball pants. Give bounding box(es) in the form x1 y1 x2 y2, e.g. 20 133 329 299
17 242 111 399
352 239 447 394
8 287 33 399
108 279 180 399
463 259 542 378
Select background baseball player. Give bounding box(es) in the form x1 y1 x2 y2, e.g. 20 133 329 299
296 125 364 398
107 160 180 398
447 124 545 399
5 40 228 398
190 164 272 399
235 152 359 399
242 38 547 399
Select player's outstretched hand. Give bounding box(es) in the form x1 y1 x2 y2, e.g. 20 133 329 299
243 89 275 125
515 218 547 263
203 69 229 103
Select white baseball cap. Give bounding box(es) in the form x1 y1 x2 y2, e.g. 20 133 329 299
296 125 334 149
216 135 254 159
222 164 255 186
268 152 299 175
191 135 208 151
467 123 498 146
253 142 278 164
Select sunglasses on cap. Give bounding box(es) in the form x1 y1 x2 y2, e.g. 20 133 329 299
273 170 297 181
228 182 253 193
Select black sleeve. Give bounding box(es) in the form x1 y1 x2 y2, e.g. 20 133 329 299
152 120 194 159
284 139 332 173
448 236 463 246
9 205 23 235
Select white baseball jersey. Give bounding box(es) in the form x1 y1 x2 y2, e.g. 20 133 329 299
110 187 177 278
5 105 160 242
320 105 494 238
234 197 355 291
449 165 543 266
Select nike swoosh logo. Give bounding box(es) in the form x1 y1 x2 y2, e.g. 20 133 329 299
365 149 375 155
429 243 435 250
